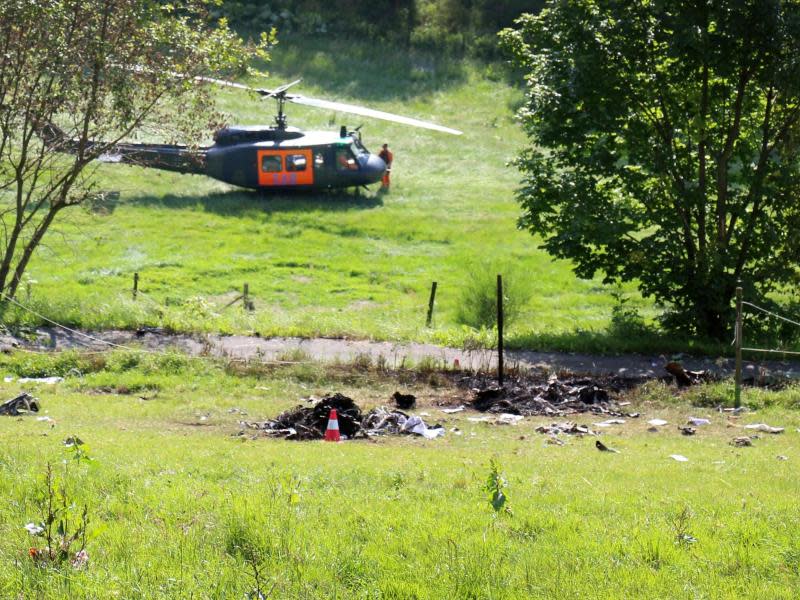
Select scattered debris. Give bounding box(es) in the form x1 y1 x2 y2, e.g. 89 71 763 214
0 393 40 416
496 413 524 426
678 426 696 436
647 418 668 427
363 407 444 439
244 393 363 440
777 455 789 461
467 416 493 423
440 405 465 414
392 391 416 410
467 373 641 417
731 436 753 447
669 454 689 462
535 422 596 436
594 419 625 427
545 435 565 446
665 362 709 386
595 440 619 453
242 394 445 441
687 417 711 426
744 423 784 434
18 376 64 385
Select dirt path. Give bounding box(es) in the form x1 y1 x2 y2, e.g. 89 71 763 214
11 327 800 380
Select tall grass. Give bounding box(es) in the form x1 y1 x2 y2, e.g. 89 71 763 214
0 350 799 597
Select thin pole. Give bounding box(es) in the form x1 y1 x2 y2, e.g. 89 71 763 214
426 281 438 327
133 272 139 301
243 283 249 310
497 274 504 387
734 284 743 409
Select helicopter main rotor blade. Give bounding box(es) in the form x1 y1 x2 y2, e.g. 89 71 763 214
260 79 303 98
285 95 463 135
190 75 258 92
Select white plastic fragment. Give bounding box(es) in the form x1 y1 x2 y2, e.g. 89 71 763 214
669 454 689 462
647 419 668 427
744 423 784 434
688 417 711 426
594 419 625 427
18 376 64 384
24 522 44 535
496 413 524 425
441 406 465 414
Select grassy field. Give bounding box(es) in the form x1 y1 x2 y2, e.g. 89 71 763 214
0 36 698 355
1 349 799 598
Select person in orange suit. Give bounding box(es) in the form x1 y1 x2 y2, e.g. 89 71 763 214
378 143 393 190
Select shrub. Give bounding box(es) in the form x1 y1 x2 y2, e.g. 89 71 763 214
456 261 531 330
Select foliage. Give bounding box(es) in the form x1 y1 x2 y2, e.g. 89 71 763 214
221 0 542 56
485 459 511 516
456 261 532 330
26 463 89 568
0 0 271 301
500 1 800 339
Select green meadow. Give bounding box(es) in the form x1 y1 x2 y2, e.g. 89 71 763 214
3 37 681 355
0 351 799 598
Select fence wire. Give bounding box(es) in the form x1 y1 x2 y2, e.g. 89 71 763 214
740 299 800 356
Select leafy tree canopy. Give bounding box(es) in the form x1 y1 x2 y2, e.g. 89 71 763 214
0 0 271 299
500 1 800 338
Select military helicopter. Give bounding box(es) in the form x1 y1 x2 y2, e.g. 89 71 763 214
45 77 461 192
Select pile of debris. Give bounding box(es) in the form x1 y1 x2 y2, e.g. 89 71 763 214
244 393 363 440
0 393 40 416
241 392 444 441
465 373 640 417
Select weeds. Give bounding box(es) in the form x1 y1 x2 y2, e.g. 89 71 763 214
26 463 89 568
456 261 532 330
485 459 512 516
671 506 698 549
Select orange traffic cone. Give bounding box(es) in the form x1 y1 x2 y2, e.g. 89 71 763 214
324 409 341 442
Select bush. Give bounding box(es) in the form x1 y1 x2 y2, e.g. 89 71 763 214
456 261 531 330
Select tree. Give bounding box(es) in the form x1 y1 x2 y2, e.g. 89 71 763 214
500 1 800 338
0 0 271 301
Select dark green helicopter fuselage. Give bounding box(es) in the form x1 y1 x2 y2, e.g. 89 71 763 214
93 125 386 191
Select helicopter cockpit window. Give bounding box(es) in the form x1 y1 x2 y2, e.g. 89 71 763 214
286 154 307 172
335 148 357 171
261 155 282 173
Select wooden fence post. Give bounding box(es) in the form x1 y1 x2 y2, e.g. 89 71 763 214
243 283 250 311
497 274 504 387
426 281 438 327
133 272 139 300
734 284 743 409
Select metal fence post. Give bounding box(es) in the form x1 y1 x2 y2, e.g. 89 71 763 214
426 281 437 327
734 285 743 409
497 274 504 387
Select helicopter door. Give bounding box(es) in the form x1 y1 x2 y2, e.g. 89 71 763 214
257 149 314 187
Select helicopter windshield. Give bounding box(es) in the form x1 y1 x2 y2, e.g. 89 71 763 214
351 140 368 157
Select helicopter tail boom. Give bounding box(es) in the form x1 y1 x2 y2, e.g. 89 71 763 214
94 142 207 175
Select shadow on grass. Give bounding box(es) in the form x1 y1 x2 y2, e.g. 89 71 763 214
127 188 384 217
506 329 729 357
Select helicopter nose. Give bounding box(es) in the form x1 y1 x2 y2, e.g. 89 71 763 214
364 154 386 184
